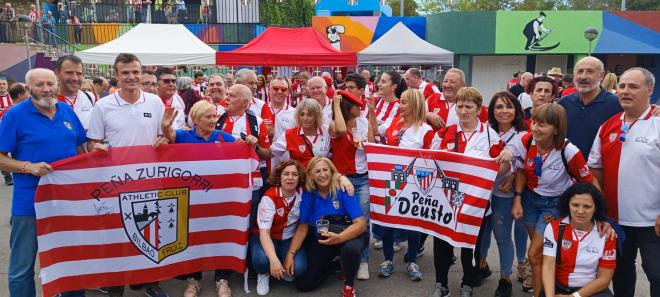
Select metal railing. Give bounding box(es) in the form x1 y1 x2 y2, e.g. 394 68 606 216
0 21 263 45
53 3 216 24
29 21 81 57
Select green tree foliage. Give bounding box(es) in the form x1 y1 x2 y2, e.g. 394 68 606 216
416 0 659 13
259 0 315 27
387 0 420 16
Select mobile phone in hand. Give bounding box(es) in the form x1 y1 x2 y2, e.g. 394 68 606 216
240 132 247 141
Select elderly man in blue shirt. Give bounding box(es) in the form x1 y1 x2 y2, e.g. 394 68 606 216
0 68 100 297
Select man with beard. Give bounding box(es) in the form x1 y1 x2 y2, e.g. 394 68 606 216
140 70 158 94
0 68 91 297
558 57 622 159
55 55 96 130
155 67 187 129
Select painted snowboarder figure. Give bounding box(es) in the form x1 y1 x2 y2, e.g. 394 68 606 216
523 11 559 51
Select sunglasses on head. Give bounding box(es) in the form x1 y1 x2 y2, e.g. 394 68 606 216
534 155 543 177
159 79 176 84
619 122 630 142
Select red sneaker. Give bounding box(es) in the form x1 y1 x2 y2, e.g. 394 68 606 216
342 285 356 297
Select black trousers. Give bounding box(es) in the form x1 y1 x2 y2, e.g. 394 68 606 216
433 217 487 287
295 233 368 291
613 226 660 297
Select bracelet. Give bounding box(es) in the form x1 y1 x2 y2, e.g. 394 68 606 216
287 250 296 255
514 192 522 197
572 292 582 297
20 161 30 174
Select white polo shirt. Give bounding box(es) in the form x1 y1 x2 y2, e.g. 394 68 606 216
59 90 95 130
87 90 165 147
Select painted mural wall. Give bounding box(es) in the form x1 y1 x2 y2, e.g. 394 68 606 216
311 16 425 52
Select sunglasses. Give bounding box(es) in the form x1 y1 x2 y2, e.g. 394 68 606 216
619 122 630 142
272 86 288 93
534 155 543 177
159 79 176 84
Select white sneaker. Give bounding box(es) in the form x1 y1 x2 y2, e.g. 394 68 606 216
373 240 383 250
357 262 370 280
256 273 270 296
393 241 402 253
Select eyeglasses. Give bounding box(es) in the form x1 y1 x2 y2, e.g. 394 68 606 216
208 82 223 87
272 86 288 93
159 79 176 84
142 82 157 87
534 155 543 177
619 122 630 142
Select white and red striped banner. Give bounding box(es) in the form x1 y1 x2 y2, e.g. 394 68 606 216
34 144 259 297
366 143 499 249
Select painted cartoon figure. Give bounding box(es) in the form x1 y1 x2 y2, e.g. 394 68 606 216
326 24 345 51
523 11 559 51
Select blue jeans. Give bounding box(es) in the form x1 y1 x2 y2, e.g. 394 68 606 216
347 174 370 262
514 217 528 262
382 226 420 263
250 235 307 277
9 216 85 297
372 224 408 242
9 216 38 297
489 195 515 277
521 189 561 235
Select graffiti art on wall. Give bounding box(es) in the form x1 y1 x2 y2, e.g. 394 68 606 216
312 16 426 52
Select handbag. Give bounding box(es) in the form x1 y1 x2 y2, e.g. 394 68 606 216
323 214 352 234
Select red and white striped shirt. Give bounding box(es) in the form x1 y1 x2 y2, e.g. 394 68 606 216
0 93 12 110
426 93 488 128
373 97 400 126
543 217 617 288
331 117 369 176
256 187 301 240
512 132 593 197
248 97 274 124
588 106 660 227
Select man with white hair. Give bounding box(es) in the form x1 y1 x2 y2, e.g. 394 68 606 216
0 68 90 297
426 68 488 128
404 68 440 99
509 72 533 109
234 68 274 131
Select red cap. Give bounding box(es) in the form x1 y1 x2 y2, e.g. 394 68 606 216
338 90 365 108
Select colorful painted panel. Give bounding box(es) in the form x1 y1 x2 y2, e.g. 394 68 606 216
595 12 660 54
312 16 427 52
495 11 602 54
425 12 496 54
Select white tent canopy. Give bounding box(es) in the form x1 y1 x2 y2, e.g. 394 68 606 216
76 24 216 65
357 22 454 66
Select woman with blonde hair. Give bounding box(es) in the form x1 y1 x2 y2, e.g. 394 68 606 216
271 99 331 168
289 156 367 296
602 73 618 94
376 89 436 282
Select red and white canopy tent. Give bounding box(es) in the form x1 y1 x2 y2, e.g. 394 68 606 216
215 27 356 67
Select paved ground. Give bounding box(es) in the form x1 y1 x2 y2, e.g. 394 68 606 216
0 184 651 297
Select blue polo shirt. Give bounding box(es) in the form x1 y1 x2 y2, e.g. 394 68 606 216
175 128 235 143
300 189 363 235
558 88 622 159
0 100 87 216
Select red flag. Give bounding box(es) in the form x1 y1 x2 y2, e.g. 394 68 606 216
35 143 258 297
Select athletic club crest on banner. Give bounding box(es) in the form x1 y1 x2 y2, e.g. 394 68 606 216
120 187 190 263
366 143 500 249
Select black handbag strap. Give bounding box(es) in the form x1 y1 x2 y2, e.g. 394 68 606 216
556 222 566 264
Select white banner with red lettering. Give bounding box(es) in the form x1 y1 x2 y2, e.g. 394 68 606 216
366 143 499 249
34 144 259 297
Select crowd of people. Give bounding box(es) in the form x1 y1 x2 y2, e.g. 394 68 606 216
0 53 658 297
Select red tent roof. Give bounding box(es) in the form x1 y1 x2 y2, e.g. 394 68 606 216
215 27 356 66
